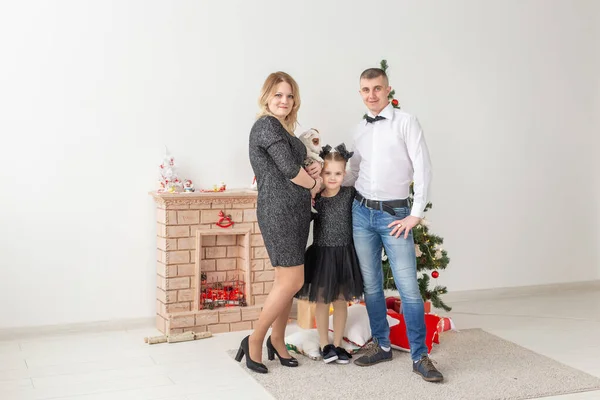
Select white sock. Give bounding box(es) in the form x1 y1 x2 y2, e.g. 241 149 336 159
380 345 391 352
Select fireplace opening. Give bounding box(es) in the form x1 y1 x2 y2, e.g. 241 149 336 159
194 228 253 312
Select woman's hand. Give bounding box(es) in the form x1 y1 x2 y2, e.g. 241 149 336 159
306 161 322 179
310 177 323 199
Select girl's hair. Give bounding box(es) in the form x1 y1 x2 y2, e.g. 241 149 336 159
319 143 354 168
323 151 348 166
256 71 301 134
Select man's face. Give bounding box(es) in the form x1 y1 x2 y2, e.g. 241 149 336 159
359 76 391 115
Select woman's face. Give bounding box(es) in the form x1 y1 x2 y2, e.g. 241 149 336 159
267 82 294 119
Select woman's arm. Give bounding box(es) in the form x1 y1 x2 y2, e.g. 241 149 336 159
265 140 321 190
254 117 323 193
291 167 320 189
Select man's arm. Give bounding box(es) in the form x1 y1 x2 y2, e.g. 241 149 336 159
405 115 432 218
343 143 361 187
388 115 432 239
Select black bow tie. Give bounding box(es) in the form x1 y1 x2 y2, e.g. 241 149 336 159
366 115 386 123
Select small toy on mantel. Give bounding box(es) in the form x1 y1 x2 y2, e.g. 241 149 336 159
183 179 195 193
200 181 227 193
144 330 212 345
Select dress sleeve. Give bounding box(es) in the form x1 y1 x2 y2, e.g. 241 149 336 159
254 117 302 180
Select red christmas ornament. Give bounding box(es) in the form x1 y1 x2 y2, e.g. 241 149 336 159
215 210 234 228
431 271 439 279
391 99 399 106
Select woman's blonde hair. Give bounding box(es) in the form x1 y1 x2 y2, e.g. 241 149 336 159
257 71 301 134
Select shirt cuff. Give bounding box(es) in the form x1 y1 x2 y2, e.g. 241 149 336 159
410 202 426 219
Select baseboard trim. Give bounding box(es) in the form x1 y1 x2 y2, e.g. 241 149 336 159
0 317 155 341
434 279 600 304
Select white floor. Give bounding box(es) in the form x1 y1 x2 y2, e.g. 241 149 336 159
1 285 599 400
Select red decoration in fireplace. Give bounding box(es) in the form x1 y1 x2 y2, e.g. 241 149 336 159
200 279 246 310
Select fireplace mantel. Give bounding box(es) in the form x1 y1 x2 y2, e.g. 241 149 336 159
150 188 258 206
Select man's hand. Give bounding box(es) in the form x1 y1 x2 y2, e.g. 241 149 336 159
388 215 421 239
306 161 322 179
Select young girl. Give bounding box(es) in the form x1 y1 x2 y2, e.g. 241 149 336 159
298 143 364 364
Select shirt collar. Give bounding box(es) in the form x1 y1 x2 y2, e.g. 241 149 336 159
366 102 394 121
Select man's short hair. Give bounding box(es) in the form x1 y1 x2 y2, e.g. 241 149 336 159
360 68 389 86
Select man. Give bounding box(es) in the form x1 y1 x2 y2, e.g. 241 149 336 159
344 68 443 382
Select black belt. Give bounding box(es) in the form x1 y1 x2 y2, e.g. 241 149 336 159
355 192 409 215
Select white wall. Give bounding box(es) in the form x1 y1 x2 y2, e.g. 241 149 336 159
595 1 600 280
0 0 598 328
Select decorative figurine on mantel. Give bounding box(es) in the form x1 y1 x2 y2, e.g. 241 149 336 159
183 179 195 193
200 181 227 193
157 147 183 193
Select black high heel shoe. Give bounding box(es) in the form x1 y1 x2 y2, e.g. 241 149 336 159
266 336 299 367
235 336 268 374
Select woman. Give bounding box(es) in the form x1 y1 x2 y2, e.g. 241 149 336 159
236 72 322 374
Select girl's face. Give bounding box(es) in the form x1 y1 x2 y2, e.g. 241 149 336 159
267 82 294 119
321 160 346 191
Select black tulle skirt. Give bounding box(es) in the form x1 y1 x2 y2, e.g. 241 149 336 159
296 243 364 304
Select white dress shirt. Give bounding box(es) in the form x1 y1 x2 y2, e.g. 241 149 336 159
344 103 432 218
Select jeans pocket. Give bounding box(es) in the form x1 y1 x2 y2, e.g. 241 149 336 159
393 207 410 219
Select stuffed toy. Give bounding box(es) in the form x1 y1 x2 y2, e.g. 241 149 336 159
298 128 323 167
285 329 360 360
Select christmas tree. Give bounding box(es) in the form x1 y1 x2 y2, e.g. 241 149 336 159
379 59 400 109
157 147 183 193
366 59 452 311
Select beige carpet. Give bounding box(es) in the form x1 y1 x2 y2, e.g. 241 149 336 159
229 329 600 400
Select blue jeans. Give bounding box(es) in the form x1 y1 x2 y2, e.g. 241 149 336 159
352 199 428 361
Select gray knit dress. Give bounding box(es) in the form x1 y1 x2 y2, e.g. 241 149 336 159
249 116 311 267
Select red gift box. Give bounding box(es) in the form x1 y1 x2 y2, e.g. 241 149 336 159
385 297 402 314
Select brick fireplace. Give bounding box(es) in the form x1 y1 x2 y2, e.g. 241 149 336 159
150 189 272 335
